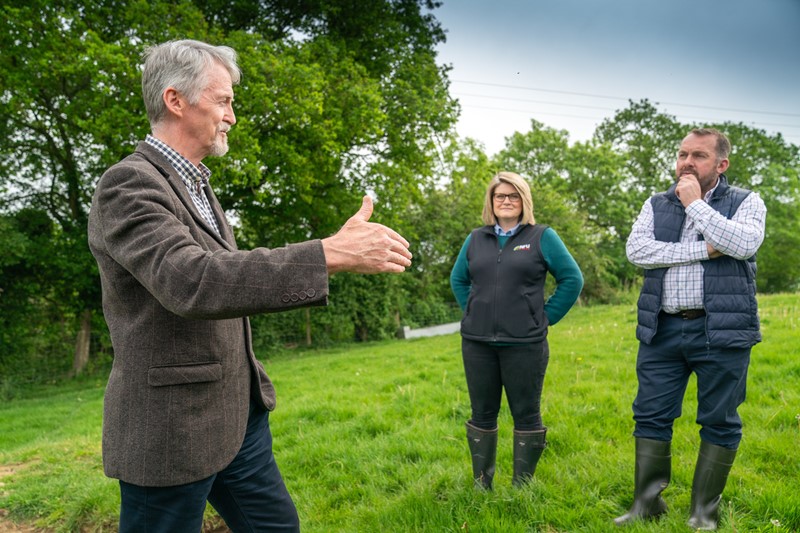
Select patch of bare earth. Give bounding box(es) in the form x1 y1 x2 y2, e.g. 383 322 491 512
1 463 232 532
0 463 53 532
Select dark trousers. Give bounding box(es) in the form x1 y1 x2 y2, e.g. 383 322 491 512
119 398 300 533
462 337 549 431
632 313 751 448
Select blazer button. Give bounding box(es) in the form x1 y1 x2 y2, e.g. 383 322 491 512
290 293 299 302
281 294 291 303
307 289 316 298
299 290 308 300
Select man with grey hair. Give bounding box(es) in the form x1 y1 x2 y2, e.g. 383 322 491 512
615 128 766 530
88 39 412 532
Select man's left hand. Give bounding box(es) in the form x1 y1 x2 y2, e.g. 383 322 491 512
707 243 724 259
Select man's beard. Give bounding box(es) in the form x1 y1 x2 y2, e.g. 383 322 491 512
209 128 230 157
677 167 718 192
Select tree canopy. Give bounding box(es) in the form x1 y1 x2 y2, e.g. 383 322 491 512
1 1 798 387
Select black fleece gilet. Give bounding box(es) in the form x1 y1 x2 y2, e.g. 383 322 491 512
461 224 549 343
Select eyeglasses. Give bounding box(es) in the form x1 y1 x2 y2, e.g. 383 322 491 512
493 193 521 203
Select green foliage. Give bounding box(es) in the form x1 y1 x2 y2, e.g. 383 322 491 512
721 124 800 293
208 0 458 249
216 34 390 242
0 0 798 386
0 0 456 381
0 210 70 383
0 0 218 379
403 138 491 308
491 120 625 301
249 273 414 349
1 294 798 532
594 99 687 197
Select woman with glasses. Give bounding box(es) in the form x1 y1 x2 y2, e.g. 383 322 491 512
450 171 583 489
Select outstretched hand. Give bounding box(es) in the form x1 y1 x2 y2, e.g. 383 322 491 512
321 196 412 274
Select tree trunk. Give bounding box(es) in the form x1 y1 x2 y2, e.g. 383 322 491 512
73 309 91 375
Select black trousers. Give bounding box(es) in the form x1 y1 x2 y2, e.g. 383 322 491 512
461 337 549 431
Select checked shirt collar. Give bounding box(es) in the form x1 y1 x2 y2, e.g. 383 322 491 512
145 134 221 235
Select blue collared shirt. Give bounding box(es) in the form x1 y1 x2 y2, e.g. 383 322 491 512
494 223 520 237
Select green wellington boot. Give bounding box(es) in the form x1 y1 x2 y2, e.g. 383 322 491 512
512 427 547 486
687 440 738 531
465 421 498 490
614 437 671 526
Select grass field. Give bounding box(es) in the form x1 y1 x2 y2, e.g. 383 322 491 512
1 294 798 532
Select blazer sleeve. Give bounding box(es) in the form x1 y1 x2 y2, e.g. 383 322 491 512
89 156 330 320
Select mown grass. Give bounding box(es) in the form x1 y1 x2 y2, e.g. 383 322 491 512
1 294 798 532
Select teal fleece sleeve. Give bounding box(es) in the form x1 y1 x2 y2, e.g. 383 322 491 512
541 227 583 325
449 235 472 310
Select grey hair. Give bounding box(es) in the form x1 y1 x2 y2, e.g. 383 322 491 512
141 39 241 127
481 171 535 226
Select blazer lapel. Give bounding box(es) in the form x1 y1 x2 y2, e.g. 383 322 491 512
136 143 235 250
204 185 238 249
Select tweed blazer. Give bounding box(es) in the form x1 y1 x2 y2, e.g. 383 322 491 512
88 142 329 487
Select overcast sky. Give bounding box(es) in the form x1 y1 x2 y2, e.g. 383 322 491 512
433 0 800 155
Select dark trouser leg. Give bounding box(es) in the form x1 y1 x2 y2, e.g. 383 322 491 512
496 340 548 485
692 336 750 448
119 399 299 533
631 315 693 442
462 339 501 489
684 341 748 531
461 338 503 430
613 438 671 526
617 315 687 526
119 478 211 533
500 340 549 431
208 400 300 532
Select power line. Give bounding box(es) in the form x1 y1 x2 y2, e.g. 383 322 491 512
451 80 800 119
455 102 800 144
455 97 800 131
454 92 615 112
458 103 607 122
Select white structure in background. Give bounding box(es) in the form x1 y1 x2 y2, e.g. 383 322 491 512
399 322 460 339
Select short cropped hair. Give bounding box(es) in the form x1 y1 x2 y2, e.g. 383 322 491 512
141 39 241 127
481 171 535 226
690 128 731 161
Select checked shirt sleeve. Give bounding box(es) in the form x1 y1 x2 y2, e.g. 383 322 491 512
626 199 708 269
685 193 766 259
